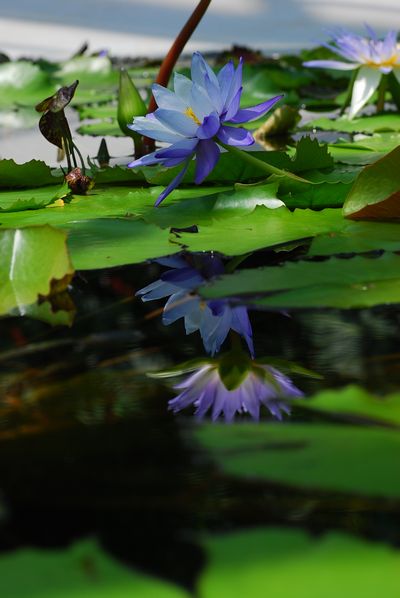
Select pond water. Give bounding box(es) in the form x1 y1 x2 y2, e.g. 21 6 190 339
1 252 400 594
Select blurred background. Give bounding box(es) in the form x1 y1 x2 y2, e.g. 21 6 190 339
0 0 399 60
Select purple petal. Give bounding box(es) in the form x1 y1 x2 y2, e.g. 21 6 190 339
223 57 243 112
136 279 180 301
161 266 203 288
156 256 187 269
191 51 220 91
196 112 221 139
205 73 224 113
154 159 191 206
217 60 235 104
303 59 358 70
155 138 198 159
229 95 283 124
162 157 189 167
231 307 254 358
162 292 199 325
128 150 163 168
152 83 186 112
128 114 184 144
223 86 243 122
217 125 254 146
194 139 220 184
155 108 198 136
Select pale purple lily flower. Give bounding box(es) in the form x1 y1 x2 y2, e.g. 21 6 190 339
128 52 282 205
304 26 400 118
136 254 254 357
169 361 303 422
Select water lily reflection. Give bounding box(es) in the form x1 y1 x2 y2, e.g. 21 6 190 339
136 254 254 356
166 355 303 422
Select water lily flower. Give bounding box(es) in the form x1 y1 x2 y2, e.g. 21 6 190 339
136 254 254 356
303 26 400 118
127 52 282 205
168 359 303 422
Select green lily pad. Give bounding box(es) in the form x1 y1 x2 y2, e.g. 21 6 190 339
308 221 400 255
175 207 345 256
201 253 400 309
343 146 400 219
0 226 74 315
0 539 189 598
67 219 181 270
0 61 55 107
0 184 69 212
0 159 62 188
304 112 400 134
194 422 400 497
200 528 400 598
299 385 400 427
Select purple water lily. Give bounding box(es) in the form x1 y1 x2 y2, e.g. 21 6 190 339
169 360 303 422
128 52 282 205
304 26 400 118
136 254 254 356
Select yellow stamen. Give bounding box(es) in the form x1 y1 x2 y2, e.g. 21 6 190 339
185 106 201 125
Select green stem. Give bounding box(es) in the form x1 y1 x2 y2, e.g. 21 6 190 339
219 142 309 184
376 75 388 113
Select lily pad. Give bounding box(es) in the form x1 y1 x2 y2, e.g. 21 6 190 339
304 113 400 134
194 422 400 497
343 146 400 219
299 385 400 427
200 528 400 598
0 159 62 188
0 538 189 598
201 253 400 309
0 226 74 315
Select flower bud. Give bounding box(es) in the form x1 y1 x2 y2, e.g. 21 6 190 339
117 68 147 138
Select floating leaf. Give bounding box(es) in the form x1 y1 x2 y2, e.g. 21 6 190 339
201 253 400 309
0 539 189 597
304 113 400 134
288 136 334 171
0 184 69 212
299 385 400 427
200 528 400 598
0 226 74 315
343 146 400 220
309 221 400 255
0 159 62 188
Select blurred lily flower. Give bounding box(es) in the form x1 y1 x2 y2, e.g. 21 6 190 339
136 254 254 356
128 51 282 205
303 26 400 118
168 357 303 422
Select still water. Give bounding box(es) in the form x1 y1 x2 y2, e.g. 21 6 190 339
1 254 399 593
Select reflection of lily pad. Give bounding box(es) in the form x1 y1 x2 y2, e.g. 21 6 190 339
195 422 400 497
0 539 189 598
200 528 400 598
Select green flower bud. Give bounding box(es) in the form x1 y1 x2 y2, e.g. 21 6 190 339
117 68 147 140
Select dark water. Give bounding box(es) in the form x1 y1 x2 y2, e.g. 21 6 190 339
1 257 400 591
